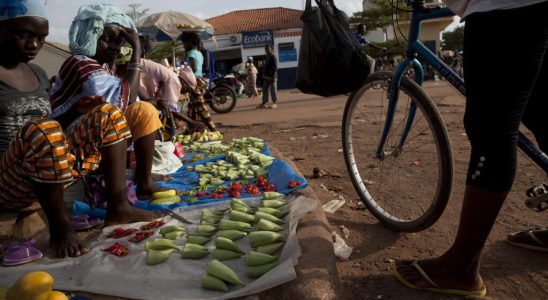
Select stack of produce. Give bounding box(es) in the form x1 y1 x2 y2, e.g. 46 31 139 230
150 190 180 205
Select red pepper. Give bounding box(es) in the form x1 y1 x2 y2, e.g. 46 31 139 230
102 242 129 257
210 192 224 199
288 180 302 189
264 183 277 192
256 176 268 187
246 184 260 195
196 191 210 197
129 230 154 243
140 220 165 231
228 190 241 197
109 228 138 239
231 181 242 192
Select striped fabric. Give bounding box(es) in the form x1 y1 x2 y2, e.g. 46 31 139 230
50 55 129 118
0 104 131 211
188 77 216 132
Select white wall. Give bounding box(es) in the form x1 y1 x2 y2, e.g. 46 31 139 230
240 35 300 69
33 44 70 78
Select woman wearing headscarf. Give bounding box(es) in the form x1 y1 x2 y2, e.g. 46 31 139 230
0 0 158 260
245 56 258 97
50 4 169 199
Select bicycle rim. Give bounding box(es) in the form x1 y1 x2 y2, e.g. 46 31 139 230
210 86 236 113
342 72 453 232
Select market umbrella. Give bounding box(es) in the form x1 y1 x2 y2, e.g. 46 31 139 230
137 11 214 66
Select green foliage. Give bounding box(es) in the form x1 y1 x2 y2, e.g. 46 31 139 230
147 41 185 63
126 3 150 23
441 26 464 52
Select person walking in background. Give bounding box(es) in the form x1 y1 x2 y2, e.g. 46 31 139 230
355 24 386 74
259 44 278 109
245 56 258 97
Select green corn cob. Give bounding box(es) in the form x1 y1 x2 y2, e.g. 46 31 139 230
211 248 244 261
202 274 229 292
202 209 224 218
262 192 284 200
261 199 287 208
191 231 216 238
146 249 174 265
230 203 255 214
248 231 284 248
144 239 178 251
254 212 285 225
256 218 283 232
159 226 186 235
207 259 244 286
247 261 279 278
201 216 222 224
257 207 288 219
162 231 185 240
197 224 218 233
181 247 209 259
184 243 208 252
229 210 255 223
231 198 250 207
186 235 211 245
215 237 244 254
255 242 284 255
247 251 278 266
219 219 252 231
219 230 247 241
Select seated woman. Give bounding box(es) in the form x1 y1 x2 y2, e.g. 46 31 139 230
0 0 158 259
49 4 168 199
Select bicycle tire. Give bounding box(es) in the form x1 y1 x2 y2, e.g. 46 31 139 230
209 85 237 114
342 72 453 232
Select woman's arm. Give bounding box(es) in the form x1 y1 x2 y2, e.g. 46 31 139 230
119 28 142 105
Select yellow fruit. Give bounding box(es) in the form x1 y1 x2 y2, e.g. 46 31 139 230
6 271 54 300
152 189 177 199
45 291 68 300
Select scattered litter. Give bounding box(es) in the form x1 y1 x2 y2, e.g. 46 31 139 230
289 136 306 141
312 134 330 139
349 201 366 210
377 295 383 300
274 127 307 133
326 185 342 192
337 149 343 153
363 179 375 185
351 261 362 268
319 184 330 192
333 232 353 260
461 132 467 136
322 198 346 214
411 161 420 166
339 225 350 239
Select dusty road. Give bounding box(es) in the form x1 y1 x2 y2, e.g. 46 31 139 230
215 82 548 300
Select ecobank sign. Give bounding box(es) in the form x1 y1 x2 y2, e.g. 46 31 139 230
242 31 274 49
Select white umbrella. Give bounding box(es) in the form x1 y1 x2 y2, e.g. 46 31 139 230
137 11 214 65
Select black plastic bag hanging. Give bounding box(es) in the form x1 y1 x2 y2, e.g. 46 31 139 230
296 0 370 97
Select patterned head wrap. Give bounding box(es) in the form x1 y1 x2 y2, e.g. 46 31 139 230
0 0 48 21
69 3 137 57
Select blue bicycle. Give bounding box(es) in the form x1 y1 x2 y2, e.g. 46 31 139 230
343 0 548 232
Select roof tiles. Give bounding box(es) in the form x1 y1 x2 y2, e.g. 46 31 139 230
206 7 303 36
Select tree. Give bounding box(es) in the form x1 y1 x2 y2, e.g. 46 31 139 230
441 26 464 52
351 0 404 39
126 3 149 23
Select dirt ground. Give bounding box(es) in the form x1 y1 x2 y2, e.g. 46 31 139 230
214 83 548 300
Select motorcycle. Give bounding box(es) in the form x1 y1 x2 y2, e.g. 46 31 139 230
204 73 238 114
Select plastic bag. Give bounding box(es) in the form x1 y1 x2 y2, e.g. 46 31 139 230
152 140 183 175
296 0 370 97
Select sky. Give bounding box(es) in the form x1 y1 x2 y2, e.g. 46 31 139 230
44 0 365 44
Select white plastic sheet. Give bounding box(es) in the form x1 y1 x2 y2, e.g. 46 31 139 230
0 196 317 300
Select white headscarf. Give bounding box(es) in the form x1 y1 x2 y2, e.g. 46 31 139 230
0 0 48 21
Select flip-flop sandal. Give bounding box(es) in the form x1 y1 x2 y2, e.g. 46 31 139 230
507 230 548 253
1 238 43 266
70 215 103 231
391 260 488 297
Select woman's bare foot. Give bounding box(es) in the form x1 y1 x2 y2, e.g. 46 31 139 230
49 223 89 258
105 201 162 226
394 258 485 292
136 183 174 200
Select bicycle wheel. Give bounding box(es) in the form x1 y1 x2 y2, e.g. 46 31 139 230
342 72 453 232
209 85 237 114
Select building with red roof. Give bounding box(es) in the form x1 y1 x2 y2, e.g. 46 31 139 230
204 7 303 90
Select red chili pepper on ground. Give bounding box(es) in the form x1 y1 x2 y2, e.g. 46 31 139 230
231 181 242 192
129 230 154 243
288 180 302 189
256 176 268 187
246 184 260 195
210 192 224 199
102 242 129 257
264 183 277 192
196 191 210 197
140 220 165 231
109 228 138 239
228 190 241 197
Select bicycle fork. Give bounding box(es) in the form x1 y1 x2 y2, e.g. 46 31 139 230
375 58 425 159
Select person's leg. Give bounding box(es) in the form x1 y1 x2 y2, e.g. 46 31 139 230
67 103 161 223
395 2 548 294
271 79 278 103
0 118 87 257
123 101 169 199
261 78 270 106
367 54 375 74
251 74 258 96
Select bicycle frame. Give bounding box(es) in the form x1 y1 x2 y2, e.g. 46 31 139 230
378 1 548 173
